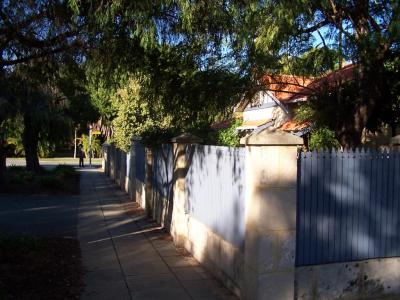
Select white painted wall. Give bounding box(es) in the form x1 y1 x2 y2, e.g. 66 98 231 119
243 106 275 121
247 91 275 106
243 91 282 122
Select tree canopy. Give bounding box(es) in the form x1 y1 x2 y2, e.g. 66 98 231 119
79 0 400 147
0 0 399 178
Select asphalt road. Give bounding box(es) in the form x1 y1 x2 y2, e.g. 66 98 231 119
0 194 79 237
6 157 102 168
1 158 101 237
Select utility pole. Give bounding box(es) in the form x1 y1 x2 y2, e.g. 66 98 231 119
89 126 92 167
73 128 77 158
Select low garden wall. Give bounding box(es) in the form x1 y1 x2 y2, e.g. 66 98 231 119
103 131 400 300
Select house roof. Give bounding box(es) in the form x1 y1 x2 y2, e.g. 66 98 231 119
210 120 232 130
279 120 311 132
262 75 314 102
308 63 356 91
262 64 356 102
236 118 273 130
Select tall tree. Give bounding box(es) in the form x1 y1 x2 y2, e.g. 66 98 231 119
82 0 247 145
0 0 88 173
0 75 16 182
247 0 400 146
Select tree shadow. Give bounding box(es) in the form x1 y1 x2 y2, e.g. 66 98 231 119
184 144 246 250
297 149 400 267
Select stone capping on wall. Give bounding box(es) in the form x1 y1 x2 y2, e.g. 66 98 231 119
390 134 400 146
240 127 304 146
171 133 203 144
131 136 142 142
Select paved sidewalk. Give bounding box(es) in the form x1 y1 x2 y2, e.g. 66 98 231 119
78 168 237 300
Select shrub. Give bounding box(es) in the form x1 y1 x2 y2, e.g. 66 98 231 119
53 165 77 178
7 168 35 184
9 174 26 185
80 134 102 158
309 127 341 150
40 176 63 190
216 119 242 147
7 166 26 173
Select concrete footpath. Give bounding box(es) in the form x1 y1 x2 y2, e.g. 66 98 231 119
78 168 237 300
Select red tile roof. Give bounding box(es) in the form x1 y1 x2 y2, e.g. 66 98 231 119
280 120 312 132
210 120 232 130
262 75 313 102
263 64 356 102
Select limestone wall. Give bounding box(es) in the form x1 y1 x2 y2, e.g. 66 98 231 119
103 131 400 300
296 258 400 300
243 145 298 300
183 215 245 298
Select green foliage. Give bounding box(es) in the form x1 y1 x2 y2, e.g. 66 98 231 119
2 165 79 194
110 76 173 151
4 115 66 158
294 105 314 123
53 165 78 178
2 0 398 156
0 0 94 174
40 176 63 190
309 127 341 151
85 49 245 146
216 119 242 147
251 0 399 146
80 134 102 158
57 61 100 126
294 80 363 146
81 1 247 145
38 141 55 158
6 167 35 184
5 117 24 156
281 48 340 77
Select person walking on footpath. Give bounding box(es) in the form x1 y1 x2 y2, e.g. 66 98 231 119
78 143 85 167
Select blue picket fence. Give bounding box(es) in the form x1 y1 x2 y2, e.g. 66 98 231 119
135 143 146 183
152 144 174 199
296 149 400 266
185 145 246 250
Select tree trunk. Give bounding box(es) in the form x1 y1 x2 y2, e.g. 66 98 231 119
74 127 77 158
23 114 41 173
391 123 397 137
0 138 6 185
338 127 363 149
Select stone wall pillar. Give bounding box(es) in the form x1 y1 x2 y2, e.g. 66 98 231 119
241 128 303 300
144 147 153 218
110 143 116 181
128 137 140 201
170 134 203 247
391 135 400 150
102 144 110 175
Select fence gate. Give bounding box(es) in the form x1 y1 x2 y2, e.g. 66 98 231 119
296 149 400 266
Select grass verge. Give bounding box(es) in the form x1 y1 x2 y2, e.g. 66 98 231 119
0 165 80 194
0 235 83 300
